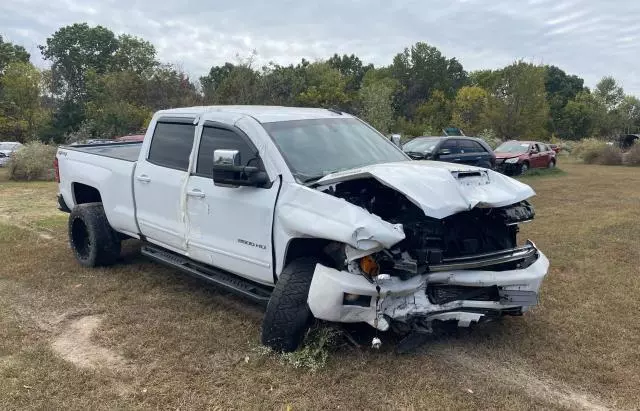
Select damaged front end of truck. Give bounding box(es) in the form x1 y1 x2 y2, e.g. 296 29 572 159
285 161 549 342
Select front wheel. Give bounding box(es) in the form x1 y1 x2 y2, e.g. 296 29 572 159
519 162 529 175
261 257 318 352
68 203 121 267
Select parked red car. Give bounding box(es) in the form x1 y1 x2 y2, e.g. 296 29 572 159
494 141 557 175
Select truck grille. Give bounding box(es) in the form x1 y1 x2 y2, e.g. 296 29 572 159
427 285 500 305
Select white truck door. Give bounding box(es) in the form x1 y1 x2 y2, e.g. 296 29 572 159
134 118 196 252
185 121 280 285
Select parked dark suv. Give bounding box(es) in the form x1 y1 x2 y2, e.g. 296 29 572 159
402 136 496 169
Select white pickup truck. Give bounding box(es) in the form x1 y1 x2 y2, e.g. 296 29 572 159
55 106 549 352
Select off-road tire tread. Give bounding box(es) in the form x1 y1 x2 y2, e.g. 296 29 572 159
68 202 121 267
261 257 318 352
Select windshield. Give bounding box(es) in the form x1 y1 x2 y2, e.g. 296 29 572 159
402 138 441 153
263 118 408 182
495 142 530 154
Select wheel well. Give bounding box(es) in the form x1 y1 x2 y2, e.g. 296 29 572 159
283 238 335 268
73 183 102 205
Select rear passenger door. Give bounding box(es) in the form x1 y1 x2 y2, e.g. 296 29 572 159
436 139 462 164
458 140 493 167
134 117 196 252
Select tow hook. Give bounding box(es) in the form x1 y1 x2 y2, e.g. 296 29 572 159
371 337 382 349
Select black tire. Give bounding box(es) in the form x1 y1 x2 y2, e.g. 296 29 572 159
547 159 556 168
519 161 530 175
261 257 318 352
68 203 121 267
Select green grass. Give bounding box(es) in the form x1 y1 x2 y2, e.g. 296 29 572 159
1 162 639 410
517 167 567 179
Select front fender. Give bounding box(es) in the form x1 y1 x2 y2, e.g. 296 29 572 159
273 182 405 275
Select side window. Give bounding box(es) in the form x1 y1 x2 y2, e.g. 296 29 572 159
196 126 262 177
535 143 543 153
473 141 489 153
440 139 459 154
459 140 485 153
147 122 196 171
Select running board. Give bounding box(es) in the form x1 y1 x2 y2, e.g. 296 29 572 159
141 244 272 307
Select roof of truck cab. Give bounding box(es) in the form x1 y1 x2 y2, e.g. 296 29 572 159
155 105 354 123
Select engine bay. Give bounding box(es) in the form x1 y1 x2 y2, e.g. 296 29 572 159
320 178 536 279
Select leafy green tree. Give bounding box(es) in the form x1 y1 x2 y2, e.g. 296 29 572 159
200 62 236 103
359 77 396 133
0 35 30 73
594 76 624 111
544 65 585 136
0 62 48 142
452 86 489 135
211 65 260 105
557 91 600 139
617 95 640 134
112 34 157 73
469 69 499 90
259 61 308 106
415 90 453 132
297 62 349 109
485 61 549 139
327 54 373 92
83 70 150 137
145 64 201 110
39 23 119 100
391 42 466 118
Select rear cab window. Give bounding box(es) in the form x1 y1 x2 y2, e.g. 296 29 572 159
147 120 196 171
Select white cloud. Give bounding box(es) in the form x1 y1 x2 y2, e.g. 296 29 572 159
1 0 639 94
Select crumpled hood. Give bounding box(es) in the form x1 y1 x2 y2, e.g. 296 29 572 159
316 160 535 219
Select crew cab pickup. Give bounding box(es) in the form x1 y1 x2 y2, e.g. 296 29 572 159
55 106 549 352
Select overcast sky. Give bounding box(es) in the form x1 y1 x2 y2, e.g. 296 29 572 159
2 0 639 94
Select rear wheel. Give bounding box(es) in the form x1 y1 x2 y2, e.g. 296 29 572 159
261 257 318 352
68 203 121 267
547 159 556 168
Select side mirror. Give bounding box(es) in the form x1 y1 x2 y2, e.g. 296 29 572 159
211 149 269 188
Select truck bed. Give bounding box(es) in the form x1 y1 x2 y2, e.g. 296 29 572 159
64 142 142 162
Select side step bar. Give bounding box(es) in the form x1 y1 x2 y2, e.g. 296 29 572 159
141 244 273 307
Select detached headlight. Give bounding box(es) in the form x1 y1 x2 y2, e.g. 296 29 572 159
505 157 519 164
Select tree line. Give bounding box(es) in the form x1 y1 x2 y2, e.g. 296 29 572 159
1 23 639 144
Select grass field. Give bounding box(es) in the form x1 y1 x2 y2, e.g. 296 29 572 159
1 163 639 410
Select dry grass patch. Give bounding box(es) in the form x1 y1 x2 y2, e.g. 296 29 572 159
1 163 639 409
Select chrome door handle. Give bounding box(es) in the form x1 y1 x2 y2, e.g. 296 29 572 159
187 189 205 198
136 174 151 183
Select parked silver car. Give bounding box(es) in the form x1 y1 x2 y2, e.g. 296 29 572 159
0 142 23 167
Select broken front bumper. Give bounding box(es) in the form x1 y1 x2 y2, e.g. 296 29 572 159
307 242 549 331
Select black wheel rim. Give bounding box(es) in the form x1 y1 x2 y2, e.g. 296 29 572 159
71 218 91 259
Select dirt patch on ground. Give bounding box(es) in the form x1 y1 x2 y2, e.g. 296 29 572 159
51 315 128 371
435 347 612 411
